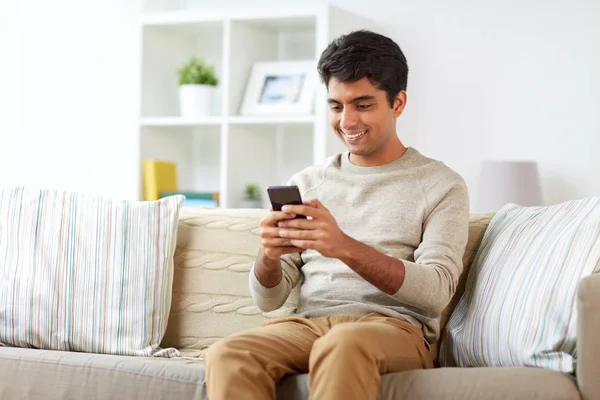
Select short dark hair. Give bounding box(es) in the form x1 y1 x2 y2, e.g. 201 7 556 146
317 30 408 108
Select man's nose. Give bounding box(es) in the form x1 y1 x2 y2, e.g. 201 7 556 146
340 108 359 130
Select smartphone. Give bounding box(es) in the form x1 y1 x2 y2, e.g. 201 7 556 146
267 185 307 219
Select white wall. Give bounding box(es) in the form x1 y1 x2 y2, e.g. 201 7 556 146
2 0 599 207
0 0 141 199
0 1 18 183
370 0 600 208
183 0 600 208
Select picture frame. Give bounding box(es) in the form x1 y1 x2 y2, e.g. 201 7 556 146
240 60 319 116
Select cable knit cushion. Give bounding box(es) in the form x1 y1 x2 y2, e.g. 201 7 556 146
439 197 600 373
0 186 184 357
161 207 298 358
161 208 494 360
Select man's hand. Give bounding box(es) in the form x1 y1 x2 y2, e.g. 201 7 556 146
277 199 351 259
278 198 405 295
259 209 304 260
279 199 405 295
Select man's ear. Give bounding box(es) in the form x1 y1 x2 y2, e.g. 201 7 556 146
393 91 407 118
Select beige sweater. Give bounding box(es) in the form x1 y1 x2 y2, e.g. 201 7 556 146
250 147 470 344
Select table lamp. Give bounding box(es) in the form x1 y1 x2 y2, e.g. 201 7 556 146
474 160 543 213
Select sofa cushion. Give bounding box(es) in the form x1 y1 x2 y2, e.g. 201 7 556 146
161 207 298 357
0 186 184 356
0 347 206 399
440 198 600 373
277 368 580 400
0 347 579 400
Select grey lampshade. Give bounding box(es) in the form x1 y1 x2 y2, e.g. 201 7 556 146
474 160 543 213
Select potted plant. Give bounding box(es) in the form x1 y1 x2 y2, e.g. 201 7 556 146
241 184 263 209
177 57 219 117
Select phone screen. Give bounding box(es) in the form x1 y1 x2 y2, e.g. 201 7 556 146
267 185 306 218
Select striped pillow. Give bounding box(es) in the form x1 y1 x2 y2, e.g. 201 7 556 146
0 186 184 357
439 197 600 373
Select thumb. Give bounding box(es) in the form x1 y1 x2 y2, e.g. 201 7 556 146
305 198 324 208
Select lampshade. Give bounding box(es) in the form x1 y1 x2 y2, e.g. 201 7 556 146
474 160 543 213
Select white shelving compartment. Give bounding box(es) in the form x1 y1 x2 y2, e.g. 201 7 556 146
224 13 318 208
138 6 377 207
140 13 225 198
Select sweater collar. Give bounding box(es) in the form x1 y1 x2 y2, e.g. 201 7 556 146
339 147 419 174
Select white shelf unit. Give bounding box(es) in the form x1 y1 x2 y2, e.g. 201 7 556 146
138 5 377 207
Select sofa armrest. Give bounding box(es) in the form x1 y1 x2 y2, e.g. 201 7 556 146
577 273 600 400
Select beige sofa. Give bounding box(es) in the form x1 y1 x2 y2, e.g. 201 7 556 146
0 207 597 400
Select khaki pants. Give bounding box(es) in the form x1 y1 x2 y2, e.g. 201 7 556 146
204 313 433 400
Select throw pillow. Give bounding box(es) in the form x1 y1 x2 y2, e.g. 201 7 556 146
0 186 184 357
439 197 600 373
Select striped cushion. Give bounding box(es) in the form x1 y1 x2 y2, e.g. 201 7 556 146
439 197 600 373
0 186 184 357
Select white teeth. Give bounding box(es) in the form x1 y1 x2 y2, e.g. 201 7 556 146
343 130 366 139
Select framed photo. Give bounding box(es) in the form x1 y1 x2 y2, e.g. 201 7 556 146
240 61 318 116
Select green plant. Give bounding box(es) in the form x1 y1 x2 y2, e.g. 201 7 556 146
177 57 218 86
244 184 261 201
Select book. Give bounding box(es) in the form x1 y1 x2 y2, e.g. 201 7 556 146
161 191 220 207
143 159 220 207
142 159 178 201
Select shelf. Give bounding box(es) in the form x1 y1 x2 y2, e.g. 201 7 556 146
137 5 376 206
141 10 228 26
140 117 223 127
228 115 316 125
140 116 316 127
231 15 316 32
141 7 322 27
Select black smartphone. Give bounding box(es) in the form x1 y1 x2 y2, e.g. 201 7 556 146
267 185 307 219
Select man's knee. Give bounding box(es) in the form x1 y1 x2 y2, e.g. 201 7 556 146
204 338 226 364
311 324 369 359
205 336 242 364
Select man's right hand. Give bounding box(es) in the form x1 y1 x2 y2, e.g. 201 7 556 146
254 209 305 288
259 210 304 260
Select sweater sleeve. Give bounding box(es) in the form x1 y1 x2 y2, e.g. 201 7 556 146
249 252 303 312
391 179 470 316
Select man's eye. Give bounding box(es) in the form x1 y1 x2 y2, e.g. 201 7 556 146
357 104 371 110
330 105 342 111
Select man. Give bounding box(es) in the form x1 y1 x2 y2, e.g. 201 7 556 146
204 29 470 400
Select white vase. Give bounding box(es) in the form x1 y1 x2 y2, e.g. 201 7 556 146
179 84 214 117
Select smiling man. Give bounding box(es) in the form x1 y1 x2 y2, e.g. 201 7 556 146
204 30 470 400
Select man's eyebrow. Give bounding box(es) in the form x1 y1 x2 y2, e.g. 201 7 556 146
327 95 376 104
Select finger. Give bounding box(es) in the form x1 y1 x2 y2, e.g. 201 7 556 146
312 198 326 209
261 226 305 239
281 204 320 218
277 218 316 229
262 237 295 247
260 226 286 238
263 211 297 225
303 199 319 208
289 239 315 250
279 229 317 240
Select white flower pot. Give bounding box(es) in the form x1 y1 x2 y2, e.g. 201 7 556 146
179 84 214 117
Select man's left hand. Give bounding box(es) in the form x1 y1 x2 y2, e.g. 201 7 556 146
278 199 351 259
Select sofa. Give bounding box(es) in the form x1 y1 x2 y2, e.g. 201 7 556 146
0 206 597 400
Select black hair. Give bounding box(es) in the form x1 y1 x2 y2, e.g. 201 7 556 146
317 29 408 108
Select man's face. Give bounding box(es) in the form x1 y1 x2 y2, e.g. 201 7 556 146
327 77 406 166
